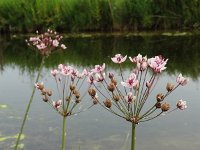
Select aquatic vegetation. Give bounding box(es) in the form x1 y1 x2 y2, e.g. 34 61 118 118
88 53 188 150
0 104 7 109
36 64 95 150
14 29 67 150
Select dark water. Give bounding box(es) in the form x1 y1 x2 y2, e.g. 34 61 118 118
0 34 200 150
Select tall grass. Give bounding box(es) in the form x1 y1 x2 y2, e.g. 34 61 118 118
0 0 200 33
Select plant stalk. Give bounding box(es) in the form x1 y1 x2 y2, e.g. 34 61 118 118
131 123 136 150
62 116 67 150
14 57 45 150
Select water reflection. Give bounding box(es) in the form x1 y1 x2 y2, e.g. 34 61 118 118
0 35 200 79
0 35 200 150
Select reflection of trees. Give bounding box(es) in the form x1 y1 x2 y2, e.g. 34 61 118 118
0 45 3 72
2 35 200 79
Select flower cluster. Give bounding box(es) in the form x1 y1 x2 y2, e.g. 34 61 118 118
87 54 188 124
35 64 94 117
26 29 67 56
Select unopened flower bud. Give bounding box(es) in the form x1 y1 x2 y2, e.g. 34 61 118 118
107 83 115 92
161 102 170 112
155 102 161 108
113 94 120 102
166 82 174 92
47 90 52 96
109 72 114 79
88 88 96 97
146 81 151 88
103 99 112 108
156 93 164 102
70 84 76 91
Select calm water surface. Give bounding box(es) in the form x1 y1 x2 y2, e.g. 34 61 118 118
0 35 200 150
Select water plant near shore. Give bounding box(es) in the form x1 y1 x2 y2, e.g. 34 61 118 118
35 64 96 150
88 53 188 150
14 29 67 150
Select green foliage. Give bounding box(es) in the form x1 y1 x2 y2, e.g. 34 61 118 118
0 0 199 32
1 35 200 79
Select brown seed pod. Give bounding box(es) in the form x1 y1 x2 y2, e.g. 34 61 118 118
113 94 120 102
70 84 76 91
47 89 52 96
103 99 112 108
111 78 117 86
155 102 161 108
156 93 164 102
161 102 170 112
166 82 174 92
41 88 46 95
88 88 96 97
75 98 81 103
107 82 115 92
42 95 48 102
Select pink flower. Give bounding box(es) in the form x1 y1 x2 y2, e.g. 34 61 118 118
87 74 96 84
176 74 188 86
91 63 105 73
61 44 67 49
52 40 59 47
36 43 47 50
176 99 187 110
146 81 151 88
51 69 59 77
129 54 143 63
129 54 148 71
82 69 89 76
111 54 127 64
148 55 168 73
52 100 62 109
124 92 136 104
121 73 138 88
58 64 64 70
95 73 105 82
61 66 73 76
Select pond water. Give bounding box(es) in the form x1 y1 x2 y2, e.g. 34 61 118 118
0 34 200 150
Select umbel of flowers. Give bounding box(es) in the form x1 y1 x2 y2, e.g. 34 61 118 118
36 64 95 150
15 29 67 150
88 54 188 150
26 29 67 56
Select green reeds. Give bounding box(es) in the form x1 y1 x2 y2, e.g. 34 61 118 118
0 0 199 33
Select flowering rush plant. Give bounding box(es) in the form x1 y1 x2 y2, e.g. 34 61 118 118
14 29 67 150
26 29 67 56
35 64 95 150
87 54 188 150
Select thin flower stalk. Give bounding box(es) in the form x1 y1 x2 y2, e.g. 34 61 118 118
14 57 45 150
89 53 188 150
15 29 67 150
36 64 95 150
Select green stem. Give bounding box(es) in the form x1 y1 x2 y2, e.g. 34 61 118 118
14 57 45 150
62 116 67 150
131 123 136 150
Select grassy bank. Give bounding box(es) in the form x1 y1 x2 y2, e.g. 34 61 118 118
0 0 200 33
